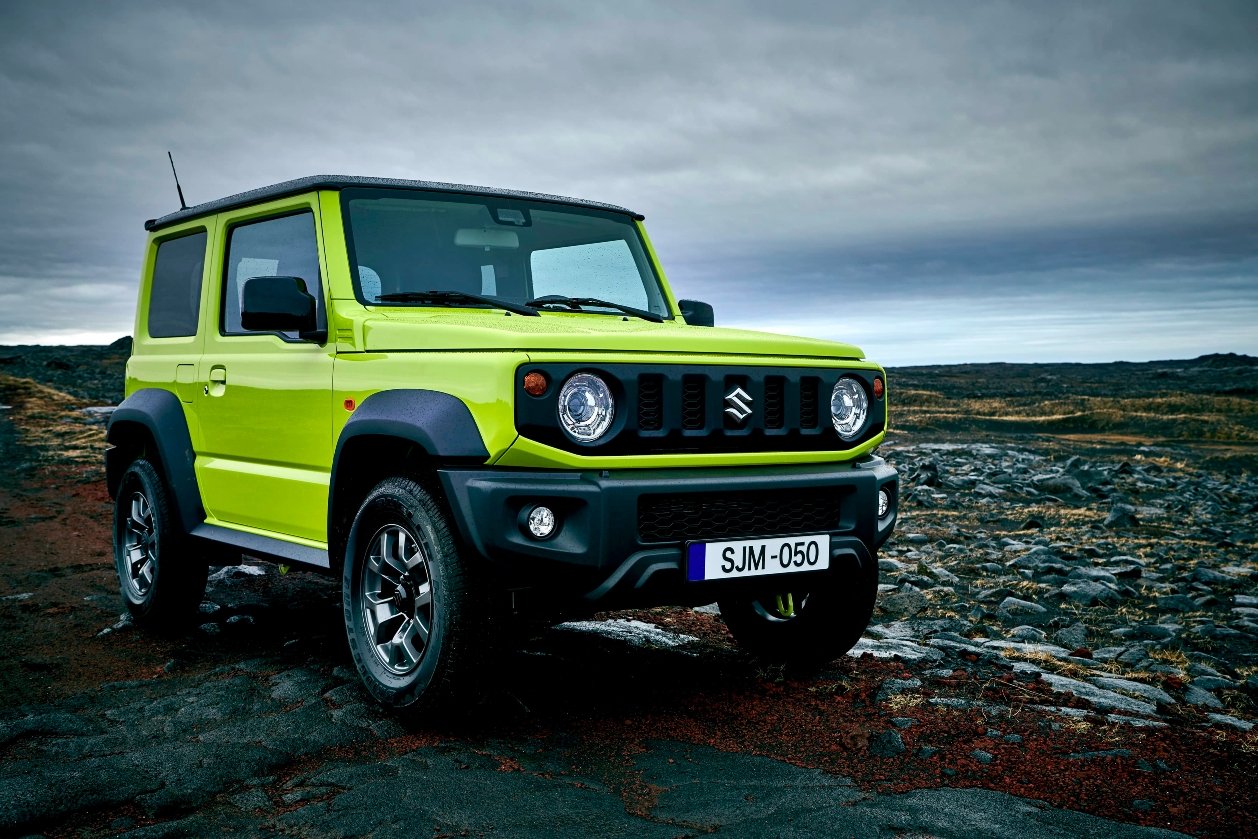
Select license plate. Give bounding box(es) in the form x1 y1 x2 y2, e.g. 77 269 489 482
686 534 830 582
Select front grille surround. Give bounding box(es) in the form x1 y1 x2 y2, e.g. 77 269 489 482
514 363 886 456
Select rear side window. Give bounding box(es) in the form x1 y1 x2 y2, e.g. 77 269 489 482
222 212 322 335
147 231 206 338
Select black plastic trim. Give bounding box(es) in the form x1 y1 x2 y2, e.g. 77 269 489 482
106 388 205 535
437 457 898 606
332 390 490 467
145 175 643 231
191 523 330 569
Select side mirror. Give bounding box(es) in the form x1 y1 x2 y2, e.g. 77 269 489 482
240 276 324 342
678 299 715 327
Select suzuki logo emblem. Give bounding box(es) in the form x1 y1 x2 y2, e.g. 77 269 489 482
724 386 753 422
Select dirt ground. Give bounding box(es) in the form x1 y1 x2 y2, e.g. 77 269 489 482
0 348 1254 837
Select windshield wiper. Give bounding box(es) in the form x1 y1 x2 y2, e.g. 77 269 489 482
525 294 664 323
373 290 539 317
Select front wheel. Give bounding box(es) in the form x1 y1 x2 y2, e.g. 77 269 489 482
717 556 878 668
342 477 485 711
112 458 208 630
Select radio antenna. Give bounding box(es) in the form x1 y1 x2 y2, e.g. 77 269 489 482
167 151 188 210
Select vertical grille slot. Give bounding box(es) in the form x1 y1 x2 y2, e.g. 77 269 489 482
682 375 706 429
764 375 785 429
800 376 820 428
637 374 663 430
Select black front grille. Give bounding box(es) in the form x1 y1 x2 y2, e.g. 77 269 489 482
514 363 885 455
764 375 785 429
800 376 820 429
682 375 706 429
638 374 663 430
638 489 844 543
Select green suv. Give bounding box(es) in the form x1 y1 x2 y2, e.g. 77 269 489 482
107 176 898 709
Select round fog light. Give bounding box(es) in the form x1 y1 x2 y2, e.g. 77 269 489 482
525 505 557 539
878 489 890 518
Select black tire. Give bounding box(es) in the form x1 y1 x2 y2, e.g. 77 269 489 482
342 477 485 711
112 458 208 631
717 554 878 668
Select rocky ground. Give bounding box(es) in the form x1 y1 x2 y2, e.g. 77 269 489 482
0 347 1254 837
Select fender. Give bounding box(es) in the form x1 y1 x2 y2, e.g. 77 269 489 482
330 389 489 493
106 388 205 535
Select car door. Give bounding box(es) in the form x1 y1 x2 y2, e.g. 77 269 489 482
193 196 334 544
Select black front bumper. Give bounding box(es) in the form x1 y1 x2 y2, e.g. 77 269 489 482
437 456 898 607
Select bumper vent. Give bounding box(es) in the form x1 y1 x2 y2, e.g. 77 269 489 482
638 489 843 543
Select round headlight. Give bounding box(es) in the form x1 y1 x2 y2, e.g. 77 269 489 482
558 373 615 442
831 377 869 440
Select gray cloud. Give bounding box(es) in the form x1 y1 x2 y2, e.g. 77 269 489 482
1 0 1255 360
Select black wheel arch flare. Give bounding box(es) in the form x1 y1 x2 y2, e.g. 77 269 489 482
106 388 205 535
328 389 490 559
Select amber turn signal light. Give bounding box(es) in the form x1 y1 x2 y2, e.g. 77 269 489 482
523 371 549 397
872 377 884 400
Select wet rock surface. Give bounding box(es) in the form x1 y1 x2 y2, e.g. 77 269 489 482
1 351 1256 837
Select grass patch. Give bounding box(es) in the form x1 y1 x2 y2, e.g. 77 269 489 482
0 373 105 467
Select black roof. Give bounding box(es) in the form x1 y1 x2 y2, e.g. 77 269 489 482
144 175 644 231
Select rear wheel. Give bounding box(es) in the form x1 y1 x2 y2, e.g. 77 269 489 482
112 458 208 630
717 556 878 668
342 477 485 711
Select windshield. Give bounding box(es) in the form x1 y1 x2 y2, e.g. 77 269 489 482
342 188 670 317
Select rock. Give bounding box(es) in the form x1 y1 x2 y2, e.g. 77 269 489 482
998 597 1047 616
1192 567 1235 585
1053 624 1088 649
1068 749 1132 759
1036 673 1159 716
1007 626 1047 642
1104 504 1139 528
847 638 944 663
1068 568 1119 586
1183 686 1224 708
1035 475 1086 498
1115 647 1150 666
1056 581 1119 606
1190 676 1236 691
1088 677 1175 706
1206 713 1254 731
868 730 906 757
985 640 1073 659
1156 594 1200 613
971 749 994 765
876 678 922 703
1116 624 1178 642
879 586 929 618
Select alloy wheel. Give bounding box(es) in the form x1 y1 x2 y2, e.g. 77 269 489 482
122 491 157 599
360 524 435 675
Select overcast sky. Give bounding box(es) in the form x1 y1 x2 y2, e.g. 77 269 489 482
1 0 1255 364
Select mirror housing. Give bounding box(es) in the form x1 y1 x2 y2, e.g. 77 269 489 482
240 276 324 342
678 299 715 327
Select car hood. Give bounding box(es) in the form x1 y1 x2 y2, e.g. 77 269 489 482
359 310 864 360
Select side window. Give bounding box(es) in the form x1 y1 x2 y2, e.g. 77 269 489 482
147 231 206 338
222 212 323 336
530 240 650 309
